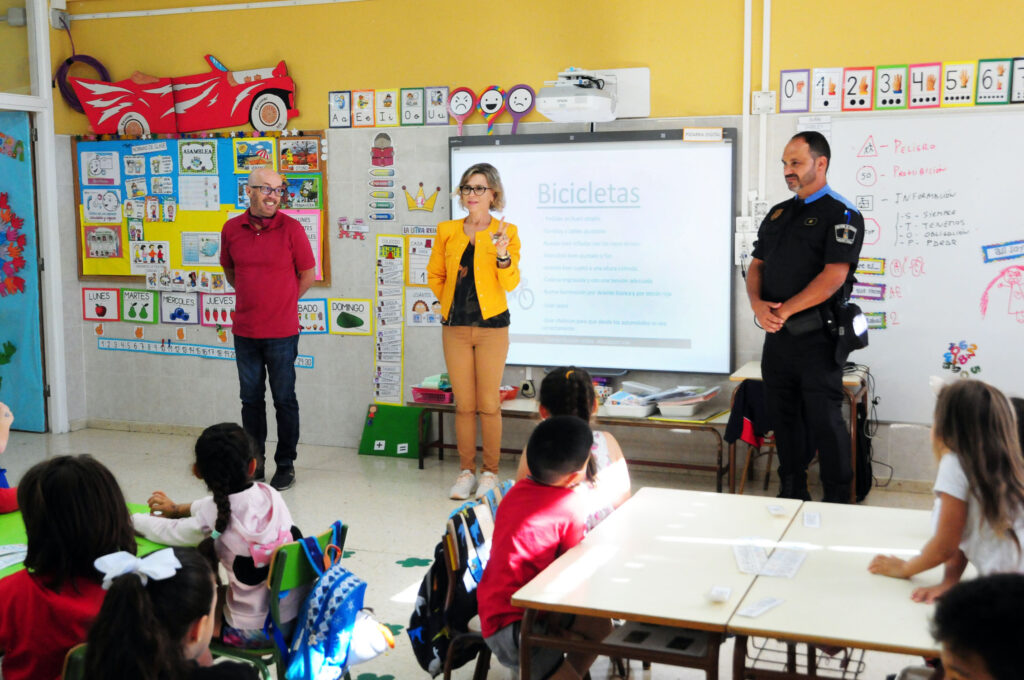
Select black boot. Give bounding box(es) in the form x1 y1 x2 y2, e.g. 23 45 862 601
777 472 811 501
822 482 851 504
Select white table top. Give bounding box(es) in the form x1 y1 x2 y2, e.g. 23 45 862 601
730 360 865 388
728 502 953 655
511 487 802 632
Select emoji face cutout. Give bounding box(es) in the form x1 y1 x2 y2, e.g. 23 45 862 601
478 88 505 115
449 89 475 116
507 85 535 115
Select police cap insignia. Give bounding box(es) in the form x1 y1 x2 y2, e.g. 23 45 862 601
834 224 857 245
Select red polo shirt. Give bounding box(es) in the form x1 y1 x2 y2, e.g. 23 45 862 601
220 210 315 339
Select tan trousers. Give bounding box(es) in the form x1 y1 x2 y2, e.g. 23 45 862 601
441 325 509 474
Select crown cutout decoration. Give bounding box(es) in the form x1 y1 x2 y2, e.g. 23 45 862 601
403 182 441 212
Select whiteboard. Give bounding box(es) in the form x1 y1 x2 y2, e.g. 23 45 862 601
830 110 1024 423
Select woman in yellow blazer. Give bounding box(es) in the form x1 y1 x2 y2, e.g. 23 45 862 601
427 163 521 500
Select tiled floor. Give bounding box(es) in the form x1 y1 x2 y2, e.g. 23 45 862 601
2 428 933 679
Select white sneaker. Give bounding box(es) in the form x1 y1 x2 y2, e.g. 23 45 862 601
475 471 499 500
449 470 477 500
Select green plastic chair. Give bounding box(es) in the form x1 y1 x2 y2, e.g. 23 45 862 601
210 523 348 680
61 643 88 680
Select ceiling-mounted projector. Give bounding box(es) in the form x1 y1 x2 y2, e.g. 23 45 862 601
535 67 650 124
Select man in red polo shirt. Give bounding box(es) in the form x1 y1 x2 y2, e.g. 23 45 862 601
220 168 315 490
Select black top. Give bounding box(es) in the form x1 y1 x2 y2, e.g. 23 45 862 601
190 660 260 679
752 185 865 303
444 242 510 328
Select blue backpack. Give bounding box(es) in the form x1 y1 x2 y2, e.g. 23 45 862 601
277 521 367 680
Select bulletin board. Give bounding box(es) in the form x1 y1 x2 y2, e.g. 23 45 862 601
72 133 331 285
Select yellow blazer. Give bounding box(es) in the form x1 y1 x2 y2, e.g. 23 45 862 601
426 217 521 321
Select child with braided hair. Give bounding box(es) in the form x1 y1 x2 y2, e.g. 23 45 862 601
516 367 631 529
133 423 302 650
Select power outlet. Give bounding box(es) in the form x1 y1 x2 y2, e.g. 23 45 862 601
752 91 777 114
734 232 757 266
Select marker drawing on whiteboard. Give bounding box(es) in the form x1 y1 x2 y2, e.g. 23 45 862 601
979 265 1024 322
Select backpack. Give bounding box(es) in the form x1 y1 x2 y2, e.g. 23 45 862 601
407 505 491 677
273 521 380 680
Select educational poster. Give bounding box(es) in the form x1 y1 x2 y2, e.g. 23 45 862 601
1012 58 1024 103
279 138 320 172
400 88 424 126
178 140 218 175
160 291 199 324
424 86 449 125
374 236 404 404
975 58 1011 105
779 69 810 112
810 67 841 111
283 174 321 209
908 62 941 108
328 298 372 335
353 90 375 127
82 189 122 223
233 138 276 173
199 293 235 327
405 288 441 326
81 151 120 186
328 90 352 128
405 234 433 286
375 89 399 126
120 288 159 324
875 65 908 110
842 67 873 111
298 298 328 334
82 288 120 322
75 134 330 280
941 60 976 107
84 225 122 258
180 232 221 266
282 209 323 280
129 241 170 274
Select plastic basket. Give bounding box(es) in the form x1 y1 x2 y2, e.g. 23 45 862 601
411 386 454 404
499 385 519 402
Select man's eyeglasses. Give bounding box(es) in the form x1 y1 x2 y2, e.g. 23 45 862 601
249 185 286 197
459 185 491 196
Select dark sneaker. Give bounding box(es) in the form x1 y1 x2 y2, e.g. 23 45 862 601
269 467 295 491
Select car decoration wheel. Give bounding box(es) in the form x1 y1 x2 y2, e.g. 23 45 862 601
250 92 288 131
118 113 150 136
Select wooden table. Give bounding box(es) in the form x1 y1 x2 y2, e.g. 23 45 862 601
1 503 167 578
729 502 951 679
411 399 735 491
727 361 869 501
511 488 803 678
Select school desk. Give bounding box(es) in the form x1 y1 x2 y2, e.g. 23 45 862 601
727 361 869 500
411 399 735 490
729 502 956 679
0 503 167 579
510 487 803 678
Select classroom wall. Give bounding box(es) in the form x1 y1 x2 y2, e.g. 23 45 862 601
0 0 31 95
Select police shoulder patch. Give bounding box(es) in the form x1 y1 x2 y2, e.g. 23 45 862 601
770 208 784 221
834 223 857 245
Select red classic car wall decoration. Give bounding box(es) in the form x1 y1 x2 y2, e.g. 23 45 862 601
69 55 299 135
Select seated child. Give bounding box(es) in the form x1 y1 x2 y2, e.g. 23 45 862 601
516 367 631 528
931 572 1024 680
133 423 302 649
0 401 14 512
479 415 613 680
86 546 259 679
0 455 137 680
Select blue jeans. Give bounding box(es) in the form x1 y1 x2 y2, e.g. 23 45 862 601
234 334 300 467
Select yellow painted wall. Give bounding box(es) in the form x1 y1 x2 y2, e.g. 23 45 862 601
0 0 31 95
50 0 1024 135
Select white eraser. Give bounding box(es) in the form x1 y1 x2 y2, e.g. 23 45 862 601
706 586 732 603
766 504 787 517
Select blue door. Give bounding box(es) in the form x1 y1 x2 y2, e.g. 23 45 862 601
0 111 45 431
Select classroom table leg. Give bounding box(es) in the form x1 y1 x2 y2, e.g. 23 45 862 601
520 608 537 676
733 634 749 679
806 643 817 676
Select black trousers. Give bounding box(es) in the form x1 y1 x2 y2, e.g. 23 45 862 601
761 327 851 486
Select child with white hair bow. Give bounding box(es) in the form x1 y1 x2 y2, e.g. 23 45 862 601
86 546 259 680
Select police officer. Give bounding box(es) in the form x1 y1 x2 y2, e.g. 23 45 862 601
746 131 865 503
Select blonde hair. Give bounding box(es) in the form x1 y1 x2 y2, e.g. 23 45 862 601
455 163 505 212
933 380 1024 549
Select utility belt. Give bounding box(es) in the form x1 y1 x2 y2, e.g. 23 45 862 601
783 297 869 362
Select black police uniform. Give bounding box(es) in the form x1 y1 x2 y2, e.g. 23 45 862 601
751 185 865 502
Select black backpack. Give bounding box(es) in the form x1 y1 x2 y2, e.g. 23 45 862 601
407 509 487 676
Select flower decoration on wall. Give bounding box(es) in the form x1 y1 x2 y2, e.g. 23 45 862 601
0 193 27 296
